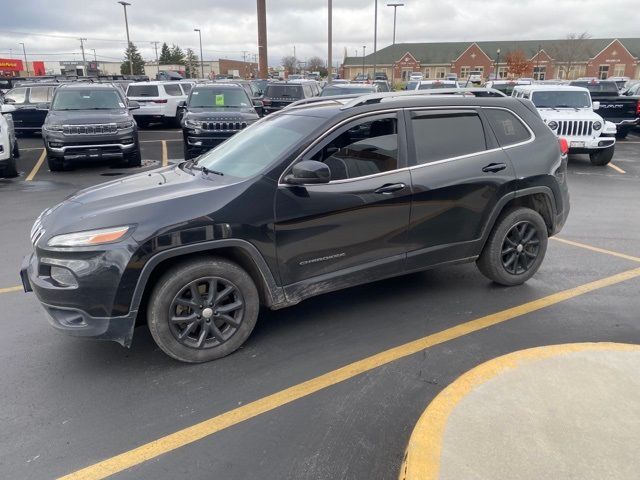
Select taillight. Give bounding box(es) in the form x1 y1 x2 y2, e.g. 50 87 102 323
558 137 569 155
153 99 168 104
636 99 640 116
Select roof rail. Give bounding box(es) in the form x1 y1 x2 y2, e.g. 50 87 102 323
339 87 507 110
286 94 363 109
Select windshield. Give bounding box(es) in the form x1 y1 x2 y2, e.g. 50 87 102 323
531 91 591 109
320 86 376 96
264 85 303 98
195 114 323 178
188 88 251 108
127 85 159 97
418 82 456 90
51 89 124 110
570 82 618 94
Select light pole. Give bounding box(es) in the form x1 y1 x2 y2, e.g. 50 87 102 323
92 49 97 62
194 28 204 78
494 48 501 80
362 45 366 78
117 1 133 75
327 0 332 84
79 38 87 75
372 0 378 80
387 3 404 45
19 43 29 76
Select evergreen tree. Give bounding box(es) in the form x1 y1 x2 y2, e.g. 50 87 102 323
170 44 185 65
120 42 145 75
185 48 199 78
158 42 172 64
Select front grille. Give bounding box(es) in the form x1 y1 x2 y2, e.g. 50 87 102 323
62 124 118 135
201 122 247 131
557 120 593 137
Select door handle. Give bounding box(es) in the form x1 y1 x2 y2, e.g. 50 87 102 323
482 163 507 173
374 183 406 194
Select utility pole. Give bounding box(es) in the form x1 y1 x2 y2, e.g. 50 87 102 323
117 1 134 75
19 43 29 76
362 45 366 77
387 3 404 45
151 41 159 63
327 0 332 83
256 0 268 79
8 48 12 59
242 50 248 78
79 38 87 75
194 28 204 78
372 0 378 80
92 49 97 62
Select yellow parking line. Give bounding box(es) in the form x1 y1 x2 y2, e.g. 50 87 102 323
161 140 168 167
607 163 626 174
25 149 47 181
552 237 640 263
0 285 22 294
139 139 182 144
399 342 640 480
57 266 640 480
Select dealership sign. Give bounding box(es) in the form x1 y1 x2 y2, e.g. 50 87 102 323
0 58 24 71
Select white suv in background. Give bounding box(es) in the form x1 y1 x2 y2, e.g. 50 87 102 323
0 102 18 177
513 84 617 165
126 81 194 127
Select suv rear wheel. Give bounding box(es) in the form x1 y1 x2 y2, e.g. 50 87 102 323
147 257 259 363
477 207 548 286
589 146 614 166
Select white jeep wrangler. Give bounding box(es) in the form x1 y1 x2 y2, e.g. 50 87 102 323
512 85 616 165
0 102 18 177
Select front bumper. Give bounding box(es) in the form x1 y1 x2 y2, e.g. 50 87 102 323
567 136 615 153
20 250 137 347
183 129 236 154
44 129 138 161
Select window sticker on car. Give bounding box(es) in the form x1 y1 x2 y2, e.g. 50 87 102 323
216 94 225 106
192 91 199 95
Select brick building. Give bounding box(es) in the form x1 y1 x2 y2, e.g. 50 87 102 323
341 38 640 83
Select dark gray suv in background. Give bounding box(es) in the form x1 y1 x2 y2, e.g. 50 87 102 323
42 83 141 171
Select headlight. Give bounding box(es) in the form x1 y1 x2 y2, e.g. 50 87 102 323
592 121 602 131
47 226 131 247
44 124 63 132
184 118 201 128
547 121 558 130
117 120 134 129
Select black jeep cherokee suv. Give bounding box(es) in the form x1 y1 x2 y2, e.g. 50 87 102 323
42 83 141 171
21 91 570 363
181 83 260 159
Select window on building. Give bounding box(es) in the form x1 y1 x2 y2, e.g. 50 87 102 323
435 67 446 79
424 68 431 79
498 67 508 79
410 111 487 165
484 109 531 147
533 66 546 81
598 65 609 80
460 67 471 78
310 115 399 181
474 66 484 76
613 64 626 77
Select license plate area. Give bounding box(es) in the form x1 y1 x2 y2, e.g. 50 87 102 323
570 141 585 148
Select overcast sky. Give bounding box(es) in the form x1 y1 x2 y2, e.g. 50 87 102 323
1 0 639 66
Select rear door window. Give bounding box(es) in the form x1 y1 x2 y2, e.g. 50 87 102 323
484 109 531 147
127 85 159 97
410 110 487 165
163 84 183 96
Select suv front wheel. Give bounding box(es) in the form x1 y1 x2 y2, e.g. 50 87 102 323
147 257 260 363
589 146 614 166
477 207 548 286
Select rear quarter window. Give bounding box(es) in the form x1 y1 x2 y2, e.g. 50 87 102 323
484 109 531 147
127 85 159 97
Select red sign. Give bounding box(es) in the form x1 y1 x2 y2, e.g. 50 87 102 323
0 58 24 71
33 61 45 76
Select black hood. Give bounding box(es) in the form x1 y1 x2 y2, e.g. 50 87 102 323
46 109 130 125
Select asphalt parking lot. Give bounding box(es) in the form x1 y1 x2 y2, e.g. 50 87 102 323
1 128 640 480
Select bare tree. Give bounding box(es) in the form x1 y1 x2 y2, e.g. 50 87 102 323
549 32 592 79
307 56 325 72
281 55 297 75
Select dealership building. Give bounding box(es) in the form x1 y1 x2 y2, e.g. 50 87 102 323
341 37 640 82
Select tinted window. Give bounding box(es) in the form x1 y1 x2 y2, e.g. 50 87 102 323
570 81 618 94
188 88 250 108
411 111 486 165
52 89 123 110
127 85 159 97
484 109 531 147
163 84 183 96
264 85 303 98
29 86 53 103
180 83 192 94
531 91 591 108
310 115 398 181
5 87 26 104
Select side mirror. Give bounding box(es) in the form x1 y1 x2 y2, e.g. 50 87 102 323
1 104 16 113
36 102 50 111
284 160 331 185
178 100 187 108
253 99 264 117
3 97 15 104
592 101 600 110
128 100 140 110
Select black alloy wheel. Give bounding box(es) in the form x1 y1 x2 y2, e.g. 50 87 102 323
500 221 540 275
169 276 245 349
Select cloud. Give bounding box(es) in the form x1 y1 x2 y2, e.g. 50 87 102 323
0 0 638 67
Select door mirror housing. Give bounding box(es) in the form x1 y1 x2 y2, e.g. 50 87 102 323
253 99 264 116
0 103 16 113
592 101 600 110
3 97 15 104
285 160 331 185
128 100 140 110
